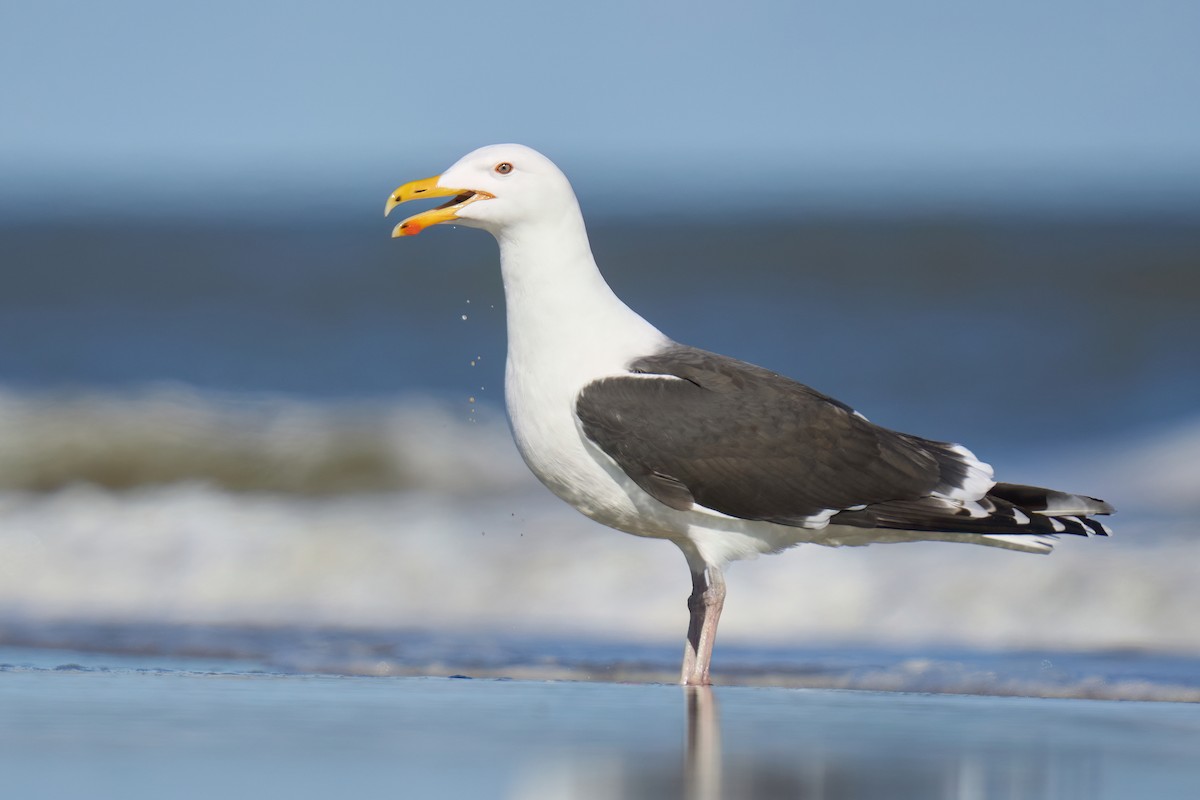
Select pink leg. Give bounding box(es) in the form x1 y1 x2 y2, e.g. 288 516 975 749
680 565 726 686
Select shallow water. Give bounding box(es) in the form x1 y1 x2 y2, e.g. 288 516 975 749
2 648 1198 800
3 621 1199 703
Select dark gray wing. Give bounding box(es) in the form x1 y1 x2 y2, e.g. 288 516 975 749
575 344 980 527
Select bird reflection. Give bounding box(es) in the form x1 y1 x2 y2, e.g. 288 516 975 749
678 687 1101 800
510 687 1103 800
684 687 721 800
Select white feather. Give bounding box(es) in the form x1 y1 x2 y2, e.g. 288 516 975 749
932 443 995 503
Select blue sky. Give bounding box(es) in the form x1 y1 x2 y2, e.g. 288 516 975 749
4 0 1199 213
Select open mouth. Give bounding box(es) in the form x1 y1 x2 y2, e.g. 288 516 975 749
385 177 495 237
391 190 493 236
435 191 491 213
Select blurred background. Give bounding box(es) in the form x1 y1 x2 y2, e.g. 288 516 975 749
2 1 1198 682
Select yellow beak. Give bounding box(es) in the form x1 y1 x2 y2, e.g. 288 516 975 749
384 175 491 237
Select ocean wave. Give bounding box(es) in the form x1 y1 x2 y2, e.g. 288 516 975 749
3 384 1198 517
0 385 527 494
1 384 1196 658
0 482 1196 654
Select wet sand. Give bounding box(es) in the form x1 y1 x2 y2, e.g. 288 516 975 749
2 647 1198 799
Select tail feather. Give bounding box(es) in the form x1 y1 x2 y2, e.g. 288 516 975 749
829 482 1114 547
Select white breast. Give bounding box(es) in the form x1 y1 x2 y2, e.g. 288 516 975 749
503 294 672 534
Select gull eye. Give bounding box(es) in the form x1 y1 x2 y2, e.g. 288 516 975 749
494 162 514 175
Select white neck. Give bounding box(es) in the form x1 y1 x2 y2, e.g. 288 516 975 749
487 194 671 523
496 210 668 384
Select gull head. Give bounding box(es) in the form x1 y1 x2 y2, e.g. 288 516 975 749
385 144 578 238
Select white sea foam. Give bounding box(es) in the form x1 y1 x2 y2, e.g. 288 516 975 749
0 484 1196 653
0 386 1196 654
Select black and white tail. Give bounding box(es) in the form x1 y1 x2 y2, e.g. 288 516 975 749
830 478 1114 555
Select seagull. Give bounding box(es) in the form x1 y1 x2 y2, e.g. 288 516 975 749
385 144 1114 686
